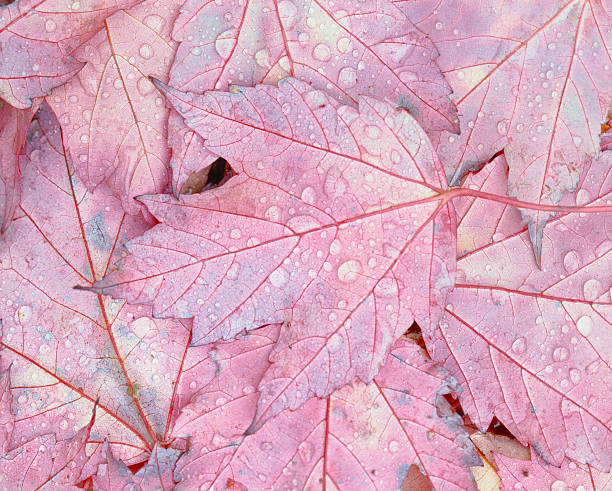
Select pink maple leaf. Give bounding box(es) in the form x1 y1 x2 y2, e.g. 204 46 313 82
0 103 190 464
0 0 143 108
400 0 612 264
426 152 612 470
172 330 479 490
165 0 457 196
91 77 457 424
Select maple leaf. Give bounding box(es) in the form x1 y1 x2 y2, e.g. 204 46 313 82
91 77 457 424
425 152 612 470
165 0 458 195
171 329 480 490
0 0 143 108
0 103 190 464
0 99 39 234
399 0 612 264
46 0 185 215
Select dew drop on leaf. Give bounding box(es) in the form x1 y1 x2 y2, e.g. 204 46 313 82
576 316 593 336
511 337 526 354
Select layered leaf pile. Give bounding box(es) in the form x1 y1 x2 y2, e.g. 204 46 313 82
0 0 611 489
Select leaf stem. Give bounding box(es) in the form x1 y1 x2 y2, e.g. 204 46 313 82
443 187 612 214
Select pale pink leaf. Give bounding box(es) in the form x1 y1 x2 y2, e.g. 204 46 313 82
400 0 612 264
495 448 612 490
46 0 184 214
0 405 96 489
169 325 280 441
174 337 479 490
92 78 456 423
0 100 39 234
0 103 189 463
164 0 458 194
427 154 612 470
0 0 143 108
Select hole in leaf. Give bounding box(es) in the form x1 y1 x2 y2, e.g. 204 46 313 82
403 321 428 353
486 417 514 438
180 157 233 195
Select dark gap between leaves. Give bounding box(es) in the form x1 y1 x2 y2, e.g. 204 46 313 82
181 157 233 195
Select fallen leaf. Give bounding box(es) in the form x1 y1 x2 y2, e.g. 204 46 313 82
0 103 189 463
428 153 612 469
173 335 480 490
0 0 142 108
92 77 457 425
165 0 458 195
400 0 612 264
46 0 184 215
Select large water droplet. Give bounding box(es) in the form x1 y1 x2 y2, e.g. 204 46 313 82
583 279 602 301
269 266 289 287
338 67 357 88
14 305 33 324
301 186 316 204
496 119 509 135
569 368 581 384
215 31 235 58
551 480 568 491
139 43 154 60
337 260 362 283
313 43 332 61
576 315 593 336
563 250 580 273
552 347 568 362
511 337 526 354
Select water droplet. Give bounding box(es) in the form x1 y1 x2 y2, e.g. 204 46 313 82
330 239 342 255
301 186 316 204
569 369 581 384
551 480 568 491
313 43 331 61
563 250 580 273
552 347 568 362
511 337 526 354
215 31 235 58
435 21 443 30
583 279 602 301
337 37 351 53
255 49 271 68
277 0 298 26
189 381 197 390
230 228 241 240
269 266 289 287
45 20 56 32
388 440 399 452
576 189 590 206
338 67 357 88
337 260 362 283
139 43 153 60
496 119 509 135
576 316 593 336
328 333 343 351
